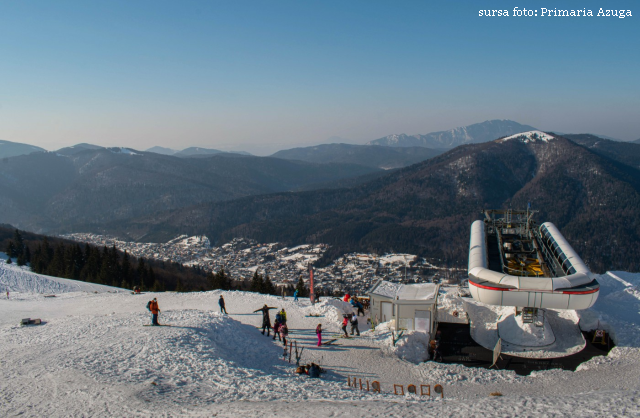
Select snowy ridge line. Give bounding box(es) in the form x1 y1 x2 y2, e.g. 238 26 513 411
498 130 555 143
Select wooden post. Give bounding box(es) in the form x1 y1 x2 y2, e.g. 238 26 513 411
393 384 404 396
420 385 431 396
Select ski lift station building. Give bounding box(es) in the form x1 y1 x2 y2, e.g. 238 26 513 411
368 280 439 336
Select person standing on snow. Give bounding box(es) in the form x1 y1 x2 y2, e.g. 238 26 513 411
356 301 365 317
279 308 287 325
273 319 282 341
343 293 350 302
350 313 360 336
316 323 323 347
293 289 299 302
148 298 160 326
279 322 289 346
253 304 277 336
341 315 349 338
218 295 227 314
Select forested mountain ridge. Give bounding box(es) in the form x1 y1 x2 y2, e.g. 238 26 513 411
0 148 379 232
271 143 445 169
113 133 640 273
563 134 640 170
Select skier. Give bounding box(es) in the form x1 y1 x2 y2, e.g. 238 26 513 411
293 289 299 302
253 304 277 336
279 322 289 346
218 295 227 314
341 315 349 338
350 313 360 336
280 308 287 324
316 323 322 347
148 298 160 326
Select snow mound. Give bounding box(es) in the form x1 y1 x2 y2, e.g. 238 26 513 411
578 271 640 347
366 321 431 363
302 298 355 330
0 257 125 294
498 313 555 347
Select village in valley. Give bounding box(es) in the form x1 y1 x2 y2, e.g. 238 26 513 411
62 233 465 295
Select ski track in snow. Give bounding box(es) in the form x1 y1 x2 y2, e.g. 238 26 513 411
0 263 639 417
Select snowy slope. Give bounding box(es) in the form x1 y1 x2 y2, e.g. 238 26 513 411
0 270 639 416
0 254 126 295
498 130 556 143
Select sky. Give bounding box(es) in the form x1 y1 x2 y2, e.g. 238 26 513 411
0 0 638 155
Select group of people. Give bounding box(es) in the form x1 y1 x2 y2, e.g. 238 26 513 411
145 294 367 352
254 304 289 346
341 313 360 337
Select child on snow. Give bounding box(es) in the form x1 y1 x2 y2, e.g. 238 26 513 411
273 320 281 341
341 315 349 338
316 324 322 347
279 323 289 346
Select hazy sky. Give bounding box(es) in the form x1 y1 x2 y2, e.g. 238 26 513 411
1 1 638 155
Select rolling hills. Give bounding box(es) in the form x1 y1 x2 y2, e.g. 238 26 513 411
0 139 45 159
0 148 380 233
114 132 640 273
271 143 445 169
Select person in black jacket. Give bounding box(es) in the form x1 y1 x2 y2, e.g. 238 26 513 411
253 304 277 336
218 295 227 314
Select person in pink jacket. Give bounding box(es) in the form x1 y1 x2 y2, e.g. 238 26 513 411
316 324 322 347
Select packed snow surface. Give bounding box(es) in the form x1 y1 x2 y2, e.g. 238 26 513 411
0 266 639 416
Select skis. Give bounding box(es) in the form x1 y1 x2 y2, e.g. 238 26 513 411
322 338 341 346
143 324 172 327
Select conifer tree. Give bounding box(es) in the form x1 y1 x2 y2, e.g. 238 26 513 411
295 276 308 297
175 278 185 292
263 274 276 295
250 271 264 293
13 230 24 257
6 256 12 264
24 246 31 264
17 252 25 266
6 241 15 258
210 268 231 290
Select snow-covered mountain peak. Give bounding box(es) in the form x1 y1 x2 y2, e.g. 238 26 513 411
498 130 556 144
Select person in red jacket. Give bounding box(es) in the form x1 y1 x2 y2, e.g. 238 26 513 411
149 298 160 326
343 293 350 302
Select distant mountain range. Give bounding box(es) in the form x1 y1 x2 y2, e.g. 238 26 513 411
0 148 380 233
271 143 445 169
113 131 640 273
367 120 537 148
0 140 45 159
146 146 178 155
146 146 252 157
632 138 640 144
